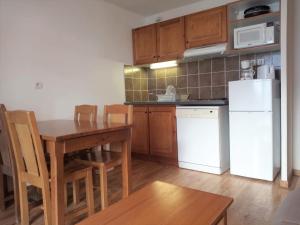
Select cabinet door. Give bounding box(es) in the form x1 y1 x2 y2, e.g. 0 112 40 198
148 106 177 159
132 106 149 154
132 24 157 65
185 6 227 48
157 17 185 62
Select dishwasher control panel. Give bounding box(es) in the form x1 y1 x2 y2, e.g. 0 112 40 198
176 107 219 119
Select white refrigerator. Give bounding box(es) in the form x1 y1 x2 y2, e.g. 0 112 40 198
228 80 281 181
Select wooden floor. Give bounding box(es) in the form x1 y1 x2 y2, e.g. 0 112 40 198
1 159 300 225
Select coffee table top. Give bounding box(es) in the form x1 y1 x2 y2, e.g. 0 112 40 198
77 181 233 225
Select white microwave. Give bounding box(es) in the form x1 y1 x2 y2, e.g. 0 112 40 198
234 23 278 49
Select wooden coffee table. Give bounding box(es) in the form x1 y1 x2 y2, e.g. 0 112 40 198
77 181 233 225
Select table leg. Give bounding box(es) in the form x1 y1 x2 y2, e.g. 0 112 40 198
223 211 227 225
47 141 64 225
121 136 131 198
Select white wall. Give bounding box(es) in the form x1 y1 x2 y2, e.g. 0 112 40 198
0 0 143 120
143 0 236 25
290 0 300 171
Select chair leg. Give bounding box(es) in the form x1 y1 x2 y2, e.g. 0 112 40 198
64 183 68 208
85 169 94 215
41 185 52 225
73 180 80 205
99 166 108 210
0 169 5 211
12 173 20 224
19 182 29 225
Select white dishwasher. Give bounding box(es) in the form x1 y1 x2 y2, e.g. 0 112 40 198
176 106 230 175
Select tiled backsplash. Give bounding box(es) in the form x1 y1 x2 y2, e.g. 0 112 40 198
124 51 281 102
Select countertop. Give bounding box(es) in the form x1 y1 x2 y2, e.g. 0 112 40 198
124 99 228 106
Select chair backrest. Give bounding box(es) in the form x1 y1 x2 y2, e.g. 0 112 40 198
103 105 133 124
5 111 49 188
74 105 98 123
0 104 14 174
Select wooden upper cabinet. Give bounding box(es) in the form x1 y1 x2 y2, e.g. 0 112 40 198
185 6 227 49
132 24 157 65
148 106 177 159
132 106 149 155
157 17 185 62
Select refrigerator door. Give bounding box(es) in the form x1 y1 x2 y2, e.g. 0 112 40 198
229 80 274 112
229 111 274 181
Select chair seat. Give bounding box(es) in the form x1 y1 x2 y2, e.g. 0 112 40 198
75 150 122 169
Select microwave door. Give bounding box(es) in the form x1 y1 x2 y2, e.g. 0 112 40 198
234 25 266 49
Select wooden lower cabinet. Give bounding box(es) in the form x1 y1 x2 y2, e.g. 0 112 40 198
132 106 149 154
132 105 178 165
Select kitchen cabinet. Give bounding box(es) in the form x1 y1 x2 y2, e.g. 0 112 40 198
132 24 157 65
132 106 149 154
132 105 178 165
156 17 185 62
185 6 227 49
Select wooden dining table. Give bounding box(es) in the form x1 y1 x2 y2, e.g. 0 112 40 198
77 181 233 225
38 120 132 225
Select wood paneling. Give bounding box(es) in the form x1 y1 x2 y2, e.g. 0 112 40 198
132 24 157 65
132 107 149 155
148 107 177 159
185 6 227 48
157 17 185 62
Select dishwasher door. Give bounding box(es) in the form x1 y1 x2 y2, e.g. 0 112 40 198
176 107 220 171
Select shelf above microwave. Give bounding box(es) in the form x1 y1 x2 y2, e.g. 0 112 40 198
225 43 280 56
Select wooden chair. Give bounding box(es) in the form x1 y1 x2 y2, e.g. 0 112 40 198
5 110 95 225
0 104 20 223
74 105 98 123
75 104 133 210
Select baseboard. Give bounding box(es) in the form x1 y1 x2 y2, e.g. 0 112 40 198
294 169 300 177
280 171 294 188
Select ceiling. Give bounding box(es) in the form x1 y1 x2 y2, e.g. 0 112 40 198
103 0 205 16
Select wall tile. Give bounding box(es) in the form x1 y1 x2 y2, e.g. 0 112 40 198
226 56 239 71
178 63 187 76
156 69 165 78
166 67 178 77
177 76 187 88
199 73 211 87
132 79 140 90
212 72 226 86
212 86 226 99
188 61 198 74
157 78 166 89
200 87 212 99
226 71 240 83
148 78 156 90
133 91 141 101
188 87 199 100
177 88 188 95
212 57 225 72
199 59 211 73
125 78 133 90
188 75 199 88
166 76 177 87
141 91 149 101
125 91 133 102
140 79 148 90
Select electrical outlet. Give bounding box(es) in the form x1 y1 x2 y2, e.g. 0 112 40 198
257 58 265 66
35 82 43 90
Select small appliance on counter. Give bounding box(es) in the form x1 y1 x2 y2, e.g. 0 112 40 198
156 85 176 102
257 64 275 79
240 60 255 80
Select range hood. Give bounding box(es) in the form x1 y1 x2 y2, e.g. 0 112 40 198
183 43 227 58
